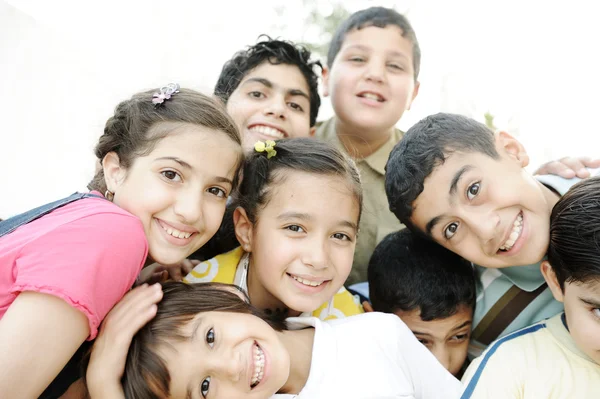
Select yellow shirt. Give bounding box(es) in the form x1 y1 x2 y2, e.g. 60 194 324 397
315 117 405 285
461 313 600 399
183 247 364 320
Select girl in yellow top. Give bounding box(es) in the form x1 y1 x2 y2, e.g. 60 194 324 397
184 138 363 320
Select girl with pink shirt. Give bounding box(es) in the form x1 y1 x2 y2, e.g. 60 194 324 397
0 84 243 398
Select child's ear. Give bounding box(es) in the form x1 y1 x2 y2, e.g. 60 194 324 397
541 260 564 302
102 152 126 193
495 131 530 167
234 207 253 252
362 301 374 313
309 126 316 137
321 66 331 97
407 80 420 110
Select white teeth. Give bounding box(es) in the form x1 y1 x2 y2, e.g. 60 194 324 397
291 275 324 287
160 223 192 239
360 93 383 102
249 125 285 139
500 214 523 251
251 344 265 387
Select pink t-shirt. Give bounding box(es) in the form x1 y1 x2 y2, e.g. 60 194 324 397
0 193 147 339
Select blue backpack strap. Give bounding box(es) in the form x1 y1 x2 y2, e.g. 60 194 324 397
0 192 104 238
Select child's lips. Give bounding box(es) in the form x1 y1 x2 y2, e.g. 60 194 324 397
356 90 386 102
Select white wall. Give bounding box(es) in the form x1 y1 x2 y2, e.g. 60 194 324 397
1 0 599 217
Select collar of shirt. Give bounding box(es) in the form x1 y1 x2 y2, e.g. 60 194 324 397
315 117 403 176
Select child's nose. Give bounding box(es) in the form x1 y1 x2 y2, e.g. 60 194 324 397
216 351 244 382
364 61 386 83
303 239 329 270
173 189 203 225
263 97 286 119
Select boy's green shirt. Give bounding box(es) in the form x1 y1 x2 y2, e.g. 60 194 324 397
315 117 405 285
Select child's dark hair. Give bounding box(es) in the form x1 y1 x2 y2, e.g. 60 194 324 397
368 229 477 320
327 6 421 80
116 282 286 399
548 176 600 289
235 138 362 225
385 113 499 233
88 87 242 194
214 36 322 127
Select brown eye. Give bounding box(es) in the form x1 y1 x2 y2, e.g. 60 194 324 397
206 328 215 348
161 170 181 182
201 377 210 398
444 222 459 239
467 182 480 200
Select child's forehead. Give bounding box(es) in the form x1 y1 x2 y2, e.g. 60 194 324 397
340 24 413 56
240 61 309 90
396 306 473 330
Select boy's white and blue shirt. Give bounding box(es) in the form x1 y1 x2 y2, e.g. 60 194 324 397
461 313 600 398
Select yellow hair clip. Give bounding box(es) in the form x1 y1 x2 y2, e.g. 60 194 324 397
254 140 277 159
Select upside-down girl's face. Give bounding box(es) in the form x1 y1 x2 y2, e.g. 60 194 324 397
159 311 290 399
106 122 241 265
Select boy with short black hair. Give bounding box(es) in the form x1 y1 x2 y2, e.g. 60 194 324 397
215 36 322 150
368 229 476 376
317 7 420 284
461 176 600 398
385 112 600 354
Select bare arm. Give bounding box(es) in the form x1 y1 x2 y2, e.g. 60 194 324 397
0 292 89 398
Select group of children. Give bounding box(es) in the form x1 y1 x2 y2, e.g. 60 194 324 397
0 5 599 399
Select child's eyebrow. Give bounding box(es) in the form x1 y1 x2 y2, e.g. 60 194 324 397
155 156 192 170
338 220 359 231
278 211 311 221
424 165 474 236
451 320 472 331
411 330 432 337
449 165 474 197
579 296 600 308
189 316 205 342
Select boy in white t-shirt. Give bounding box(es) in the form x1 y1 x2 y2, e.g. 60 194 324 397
461 176 600 398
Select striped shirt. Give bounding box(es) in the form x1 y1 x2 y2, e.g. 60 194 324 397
461 313 600 398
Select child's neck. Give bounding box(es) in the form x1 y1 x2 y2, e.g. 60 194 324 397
335 118 394 159
539 180 562 210
246 255 302 318
276 327 315 394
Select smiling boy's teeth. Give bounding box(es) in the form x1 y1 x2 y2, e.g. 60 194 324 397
500 214 523 251
249 125 284 139
161 224 192 239
361 93 383 102
291 275 324 287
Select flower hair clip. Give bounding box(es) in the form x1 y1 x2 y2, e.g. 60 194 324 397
152 83 180 106
254 140 277 159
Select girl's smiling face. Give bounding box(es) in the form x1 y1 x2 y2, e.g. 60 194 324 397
105 122 241 265
236 170 360 314
160 310 290 399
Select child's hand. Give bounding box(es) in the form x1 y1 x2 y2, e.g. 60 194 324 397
138 259 200 284
534 156 600 179
86 284 162 398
